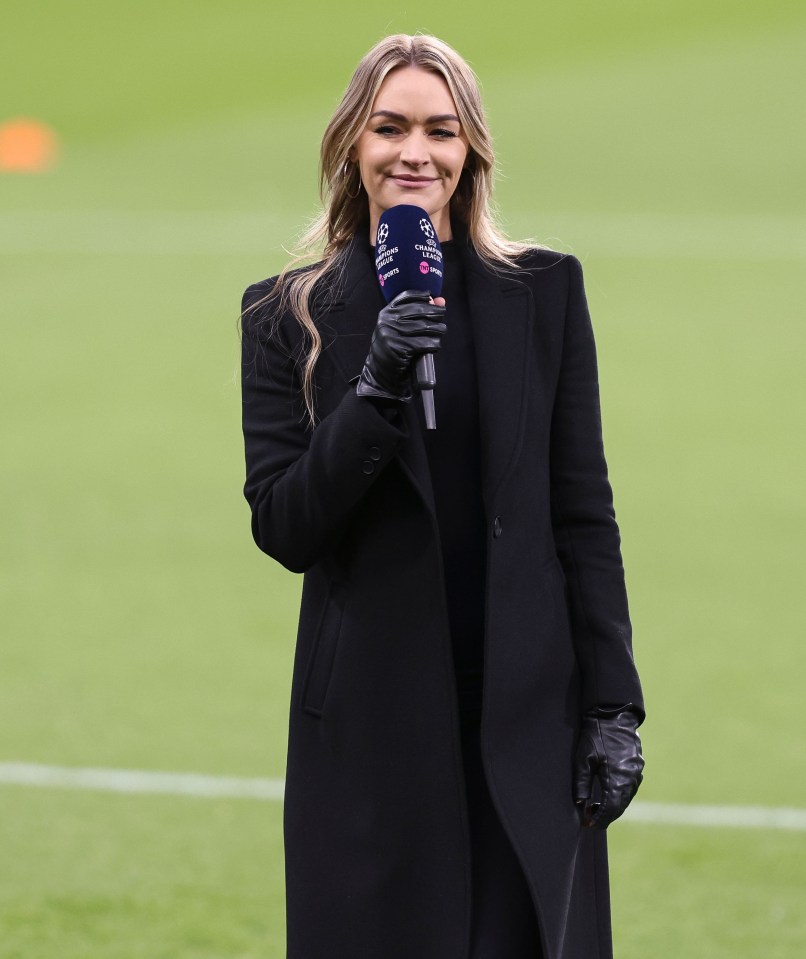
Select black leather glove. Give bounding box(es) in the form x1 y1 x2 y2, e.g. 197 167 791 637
573 705 644 829
356 290 446 402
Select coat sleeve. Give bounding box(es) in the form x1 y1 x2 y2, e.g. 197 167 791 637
241 282 407 574
549 256 644 718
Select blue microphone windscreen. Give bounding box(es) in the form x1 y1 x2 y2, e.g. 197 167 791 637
374 205 443 302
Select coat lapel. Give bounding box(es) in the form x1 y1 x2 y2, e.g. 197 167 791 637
317 236 384 378
459 242 534 511
321 237 437 517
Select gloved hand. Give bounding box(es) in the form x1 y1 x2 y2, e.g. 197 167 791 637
573 705 644 829
356 290 446 402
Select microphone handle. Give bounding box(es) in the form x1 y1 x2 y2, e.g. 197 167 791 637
415 353 436 390
415 354 437 430
420 389 436 430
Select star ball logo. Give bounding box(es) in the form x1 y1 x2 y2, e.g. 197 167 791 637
377 223 389 245
419 218 435 240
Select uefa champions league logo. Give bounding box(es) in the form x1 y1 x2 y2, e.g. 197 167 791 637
419 218 435 240
377 223 389 245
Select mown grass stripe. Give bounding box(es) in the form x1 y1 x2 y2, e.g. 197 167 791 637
1 763 804 831
1 211 804 258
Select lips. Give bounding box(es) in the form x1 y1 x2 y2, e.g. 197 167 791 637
389 174 437 188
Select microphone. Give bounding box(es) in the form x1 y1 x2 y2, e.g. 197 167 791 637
374 205 444 429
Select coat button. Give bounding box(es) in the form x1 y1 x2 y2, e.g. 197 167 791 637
368 446 381 461
493 516 503 538
362 460 375 475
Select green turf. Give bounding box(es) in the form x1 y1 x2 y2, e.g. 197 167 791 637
0 788 284 958
610 826 806 959
2 0 805 955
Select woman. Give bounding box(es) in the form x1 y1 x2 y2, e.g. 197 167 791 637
241 34 644 959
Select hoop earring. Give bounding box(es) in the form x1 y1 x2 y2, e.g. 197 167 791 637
343 161 362 200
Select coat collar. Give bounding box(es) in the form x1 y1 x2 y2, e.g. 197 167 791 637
322 228 534 516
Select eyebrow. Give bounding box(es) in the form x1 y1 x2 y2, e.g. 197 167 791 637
369 110 461 124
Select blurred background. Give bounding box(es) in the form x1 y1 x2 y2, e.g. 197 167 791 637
1 1 804 956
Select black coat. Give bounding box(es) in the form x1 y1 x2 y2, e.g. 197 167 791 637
241 233 643 959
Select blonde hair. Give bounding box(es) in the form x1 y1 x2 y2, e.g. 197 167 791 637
247 33 531 425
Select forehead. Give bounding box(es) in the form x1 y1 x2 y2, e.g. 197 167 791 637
372 66 458 116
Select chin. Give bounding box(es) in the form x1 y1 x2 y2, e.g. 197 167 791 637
393 197 433 208
389 192 444 214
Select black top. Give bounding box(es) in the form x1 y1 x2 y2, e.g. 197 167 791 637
422 242 487 714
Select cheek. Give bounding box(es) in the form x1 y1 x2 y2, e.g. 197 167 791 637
365 150 394 179
446 147 468 180
356 138 384 171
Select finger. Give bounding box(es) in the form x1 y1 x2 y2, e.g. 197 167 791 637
393 302 446 321
572 756 595 805
406 337 445 356
432 296 446 307
588 784 636 829
390 289 432 307
582 798 612 829
577 799 598 828
394 320 447 338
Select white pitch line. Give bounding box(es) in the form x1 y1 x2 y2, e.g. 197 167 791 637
0 762 284 801
1 762 804 832
623 801 806 831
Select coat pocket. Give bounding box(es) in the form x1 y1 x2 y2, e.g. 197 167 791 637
301 583 346 717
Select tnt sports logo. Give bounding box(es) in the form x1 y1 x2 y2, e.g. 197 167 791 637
419 261 429 275
377 223 389 244
419 218 435 240
378 273 385 286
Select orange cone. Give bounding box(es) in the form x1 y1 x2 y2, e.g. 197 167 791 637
0 119 60 172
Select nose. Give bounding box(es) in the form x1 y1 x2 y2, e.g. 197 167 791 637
399 131 429 167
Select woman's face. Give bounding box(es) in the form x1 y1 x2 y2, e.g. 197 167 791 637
351 66 469 243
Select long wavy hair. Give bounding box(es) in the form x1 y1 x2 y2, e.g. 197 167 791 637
246 34 531 426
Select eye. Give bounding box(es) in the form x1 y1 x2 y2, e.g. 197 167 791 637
430 128 459 139
374 125 401 136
